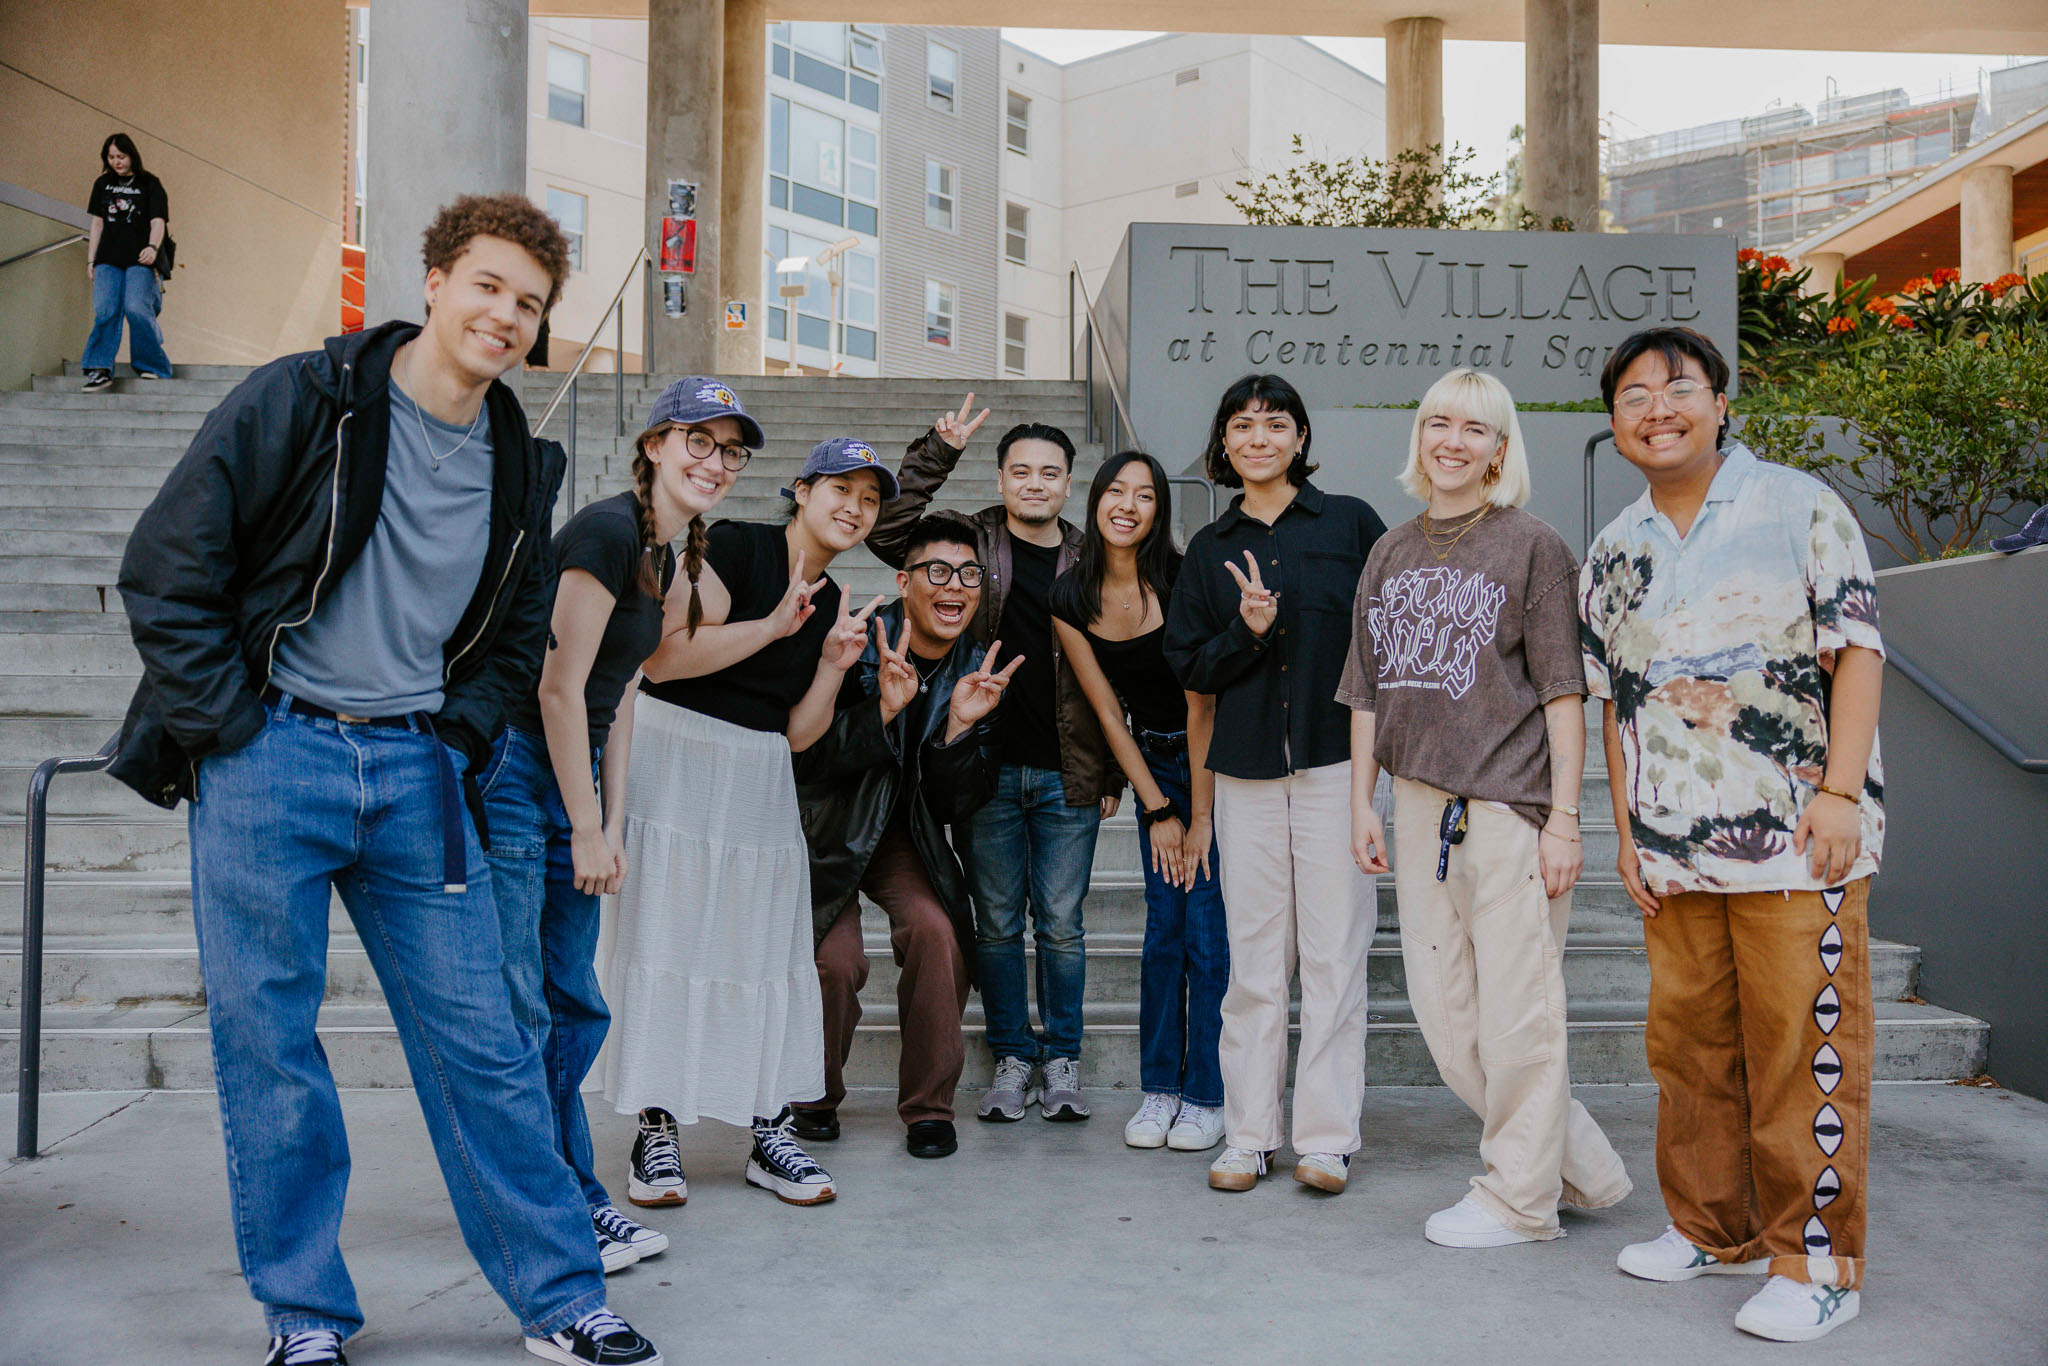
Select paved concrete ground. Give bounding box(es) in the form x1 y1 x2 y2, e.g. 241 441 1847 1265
3 1083 2044 1366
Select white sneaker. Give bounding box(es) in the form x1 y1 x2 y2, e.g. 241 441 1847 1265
1208 1146 1272 1191
1425 1194 1541 1248
1124 1092 1180 1148
1166 1103 1225 1152
1617 1225 1770 1282
1292 1152 1350 1193
1736 1275 1861 1342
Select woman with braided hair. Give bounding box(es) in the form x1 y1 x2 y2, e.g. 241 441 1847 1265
482 376 751 1276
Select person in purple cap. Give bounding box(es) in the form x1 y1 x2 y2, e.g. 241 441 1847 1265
602 419 896 1211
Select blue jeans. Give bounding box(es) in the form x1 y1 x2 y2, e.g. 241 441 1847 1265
187 698 605 1340
1134 743 1229 1108
481 726 612 1211
957 763 1100 1062
83 263 173 376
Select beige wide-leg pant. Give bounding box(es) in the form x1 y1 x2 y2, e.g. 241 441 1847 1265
1213 762 1373 1155
1391 777 1631 1236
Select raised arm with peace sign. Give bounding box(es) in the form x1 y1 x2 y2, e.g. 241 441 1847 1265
934 391 992 451
945 639 1025 742
873 615 921 724
1222 550 1279 637
821 591 886 673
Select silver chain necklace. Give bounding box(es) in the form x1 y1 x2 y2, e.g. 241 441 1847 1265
401 350 485 471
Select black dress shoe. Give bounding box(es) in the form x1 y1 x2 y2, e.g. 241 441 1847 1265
906 1120 957 1158
788 1107 839 1142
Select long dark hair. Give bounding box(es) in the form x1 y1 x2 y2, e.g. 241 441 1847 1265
99 132 145 177
1053 450 1181 628
1202 373 1318 488
631 425 704 633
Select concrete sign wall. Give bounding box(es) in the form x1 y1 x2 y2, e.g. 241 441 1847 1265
1099 223 1738 462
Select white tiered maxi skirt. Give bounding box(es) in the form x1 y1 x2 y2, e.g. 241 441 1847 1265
599 693 825 1126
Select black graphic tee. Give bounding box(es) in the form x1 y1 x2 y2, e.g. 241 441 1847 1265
88 172 169 270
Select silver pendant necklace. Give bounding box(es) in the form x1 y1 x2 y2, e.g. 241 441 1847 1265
402 350 484 471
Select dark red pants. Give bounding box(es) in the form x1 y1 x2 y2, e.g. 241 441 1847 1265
802 819 970 1125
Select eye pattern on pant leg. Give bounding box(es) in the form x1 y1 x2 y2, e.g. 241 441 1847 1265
1821 886 1845 915
1818 923 1843 976
1811 1042 1843 1095
1813 983 1842 1035
1813 1103 1844 1157
1813 1164 1841 1210
1802 1214 1834 1256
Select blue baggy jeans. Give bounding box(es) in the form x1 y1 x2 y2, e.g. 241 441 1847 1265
83 263 173 377
1133 742 1229 1108
187 698 606 1340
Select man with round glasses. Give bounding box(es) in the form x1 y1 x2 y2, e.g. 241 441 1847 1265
790 512 1018 1158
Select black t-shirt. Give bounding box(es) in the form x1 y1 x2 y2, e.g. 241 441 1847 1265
88 172 168 270
510 492 672 749
996 532 1061 770
641 520 841 734
1051 584 1188 737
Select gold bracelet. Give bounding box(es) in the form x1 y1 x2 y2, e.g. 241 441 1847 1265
1817 782 1858 803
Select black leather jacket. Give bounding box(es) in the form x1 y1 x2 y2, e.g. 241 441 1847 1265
792 600 999 976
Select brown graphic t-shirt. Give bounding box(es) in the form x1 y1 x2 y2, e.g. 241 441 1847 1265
1335 506 1584 830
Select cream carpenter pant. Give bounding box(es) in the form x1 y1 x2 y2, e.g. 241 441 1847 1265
1391 777 1630 1236
1213 762 1373 1156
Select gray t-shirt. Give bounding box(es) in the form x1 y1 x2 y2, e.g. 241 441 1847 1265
1335 505 1583 830
270 383 493 715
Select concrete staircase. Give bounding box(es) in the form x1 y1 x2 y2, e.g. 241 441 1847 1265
0 363 1990 1095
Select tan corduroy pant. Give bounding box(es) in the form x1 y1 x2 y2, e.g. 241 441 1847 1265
1213 762 1373 1156
1391 778 1631 1237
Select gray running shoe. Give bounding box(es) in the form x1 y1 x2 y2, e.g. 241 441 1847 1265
1040 1056 1090 1121
977 1055 1038 1122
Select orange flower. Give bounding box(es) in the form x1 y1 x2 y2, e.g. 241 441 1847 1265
1986 271 2027 299
1763 255 1792 272
1738 247 1762 265
1864 296 1898 314
1890 313 1914 329
1932 267 1961 287
1901 276 1933 295
1826 315 1856 335
1759 272 1775 288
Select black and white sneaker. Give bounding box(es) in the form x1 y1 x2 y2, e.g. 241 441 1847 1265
627 1107 687 1207
81 369 113 393
263 1329 347 1365
746 1106 838 1205
593 1203 669 1274
524 1309 661 1365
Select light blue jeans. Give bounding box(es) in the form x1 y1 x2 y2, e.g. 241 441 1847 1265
187 698 606 1340
83 263 172 377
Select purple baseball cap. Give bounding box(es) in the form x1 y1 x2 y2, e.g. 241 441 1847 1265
781 436 901 501
645 376 765 448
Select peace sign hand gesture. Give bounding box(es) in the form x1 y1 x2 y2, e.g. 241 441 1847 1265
934 391 992 451
1222 550 1279 637
874 616 920 723
767 551 826 640
821 593 885 672
947 639 1025 738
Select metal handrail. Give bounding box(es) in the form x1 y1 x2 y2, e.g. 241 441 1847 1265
535 245 648 439
1167 474 1218 528
1 233 87 273
16 734 120 1160
1582 429 1614 551
1068 260 1143 454
1887 646 2048 774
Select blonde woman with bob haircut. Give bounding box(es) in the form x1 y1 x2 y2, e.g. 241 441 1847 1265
1337 367 1631 1248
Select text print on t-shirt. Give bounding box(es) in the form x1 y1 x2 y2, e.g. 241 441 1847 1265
1369 567 1507 699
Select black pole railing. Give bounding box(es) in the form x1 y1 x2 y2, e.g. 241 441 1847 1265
1887 647 2048 774
1582 429 1613 553
16 734 120 1161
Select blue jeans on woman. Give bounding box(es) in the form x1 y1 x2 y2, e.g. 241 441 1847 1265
1134 740 1229 1108
481 725 613 1212
83 263 173 377
186 698 606 1340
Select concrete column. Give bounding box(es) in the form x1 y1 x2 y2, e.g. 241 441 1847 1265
1384 18 1444 168
1960 163 2016 283
1801 251 1846 296
364 0 527 326
646 0 724 374
1523 0 1599 231
717 0 766 374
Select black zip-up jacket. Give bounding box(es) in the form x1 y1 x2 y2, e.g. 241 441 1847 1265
792 600 1000 979
110 320 565 809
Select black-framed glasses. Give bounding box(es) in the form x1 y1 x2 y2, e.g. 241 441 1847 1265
905 558 984 588
679 425 752 472
1614 378 1710 416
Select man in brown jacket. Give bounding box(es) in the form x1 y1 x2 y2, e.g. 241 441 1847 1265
868 396 1117 1124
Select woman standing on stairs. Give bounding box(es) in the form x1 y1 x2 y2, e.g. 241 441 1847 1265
481 377 753 1277
79 132 174 391
1339 367 1630 1249
1050 451 1229 1154
602 422 894 1210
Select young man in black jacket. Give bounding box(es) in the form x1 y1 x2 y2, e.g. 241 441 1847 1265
112 196 659 1366
790 513 1016 1158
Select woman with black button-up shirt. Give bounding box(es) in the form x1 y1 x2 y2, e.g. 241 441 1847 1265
1164 373 1387 1197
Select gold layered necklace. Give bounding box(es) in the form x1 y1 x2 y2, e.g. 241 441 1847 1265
1422 503 1493 562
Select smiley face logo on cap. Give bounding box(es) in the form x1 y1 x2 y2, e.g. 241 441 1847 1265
848 442 877 463
698 384 739 408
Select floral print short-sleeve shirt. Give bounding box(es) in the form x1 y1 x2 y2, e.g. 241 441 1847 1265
1579 445 1885 895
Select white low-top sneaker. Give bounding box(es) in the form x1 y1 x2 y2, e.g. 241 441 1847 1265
1292 1152 1351 1193
1166 1103 1225 1152
1124 1092 1179 1148
1735 1275 1861 1342
1208 1146 1273 1191
1616 1225 1770 1282
1425 1194 1541 1248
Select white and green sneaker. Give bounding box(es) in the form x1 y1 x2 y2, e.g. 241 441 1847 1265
1736 1275 1861 1342
1617 1225 1770 1282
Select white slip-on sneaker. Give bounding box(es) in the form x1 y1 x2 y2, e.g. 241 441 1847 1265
1292 1152 1351 1193
1735 1275 1861 1342
1166 1103 1225 1152
1208 1146 1273 1192
1425 1193 1542 1248
1616 1225 1770 1282
1124 1092 1179 1148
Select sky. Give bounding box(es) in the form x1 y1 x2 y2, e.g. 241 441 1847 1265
1003 29 2030 179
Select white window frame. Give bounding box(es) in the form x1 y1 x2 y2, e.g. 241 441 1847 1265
546 45 589 128
849 27 883 75
1004 202 1028 265
927 39 959 114
1003 313 1027 376
1006 90 1030 154
925 159 956 232
544 187 586 272
925 279 957 349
